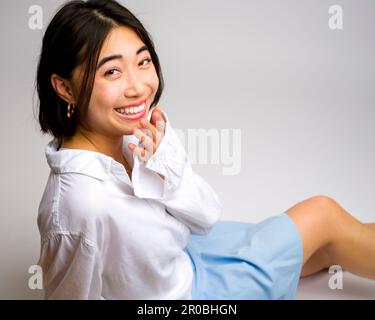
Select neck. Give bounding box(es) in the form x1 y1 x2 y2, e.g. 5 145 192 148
61 129 126 166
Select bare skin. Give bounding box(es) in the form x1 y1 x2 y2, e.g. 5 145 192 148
285 196 375 279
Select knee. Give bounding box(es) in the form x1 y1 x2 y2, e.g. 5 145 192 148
287 195 343 223
310 195 338 208
308 195 342 219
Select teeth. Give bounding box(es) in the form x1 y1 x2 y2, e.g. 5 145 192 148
115 102 145 115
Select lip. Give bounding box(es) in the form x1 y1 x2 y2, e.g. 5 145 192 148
118 99 146 108
114 101 147 121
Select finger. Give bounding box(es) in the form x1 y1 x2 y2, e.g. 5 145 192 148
154 106 163 114
155 117 165 133
133 129 155 154
128 143 136 151
150 107 163 127
133 127 148 142
139 118 156 139
152 111 166 132
154 120 165 148
132 145 149 162
150 109 165 148
142 135 155 154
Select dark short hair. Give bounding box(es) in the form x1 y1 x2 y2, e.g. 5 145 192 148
36 0 164 140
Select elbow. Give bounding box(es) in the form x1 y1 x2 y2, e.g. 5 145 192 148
207 207 221 226
195 207 221 235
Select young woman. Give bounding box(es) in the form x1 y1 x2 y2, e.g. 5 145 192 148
36 0 375 300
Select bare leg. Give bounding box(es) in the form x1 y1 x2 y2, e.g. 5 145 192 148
300 245 331 278
286 196 375 280
301 223 375 277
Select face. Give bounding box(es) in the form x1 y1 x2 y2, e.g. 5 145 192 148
71 26 159 137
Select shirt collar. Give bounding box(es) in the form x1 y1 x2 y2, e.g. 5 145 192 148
45 140 106 181
45 134 139 182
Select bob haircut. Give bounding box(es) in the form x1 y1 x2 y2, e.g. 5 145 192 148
36 0 164 140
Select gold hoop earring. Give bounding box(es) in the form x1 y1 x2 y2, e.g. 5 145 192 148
67 103 76 118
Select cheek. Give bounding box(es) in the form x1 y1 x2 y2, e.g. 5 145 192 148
91 81 121 107
146 70 160 94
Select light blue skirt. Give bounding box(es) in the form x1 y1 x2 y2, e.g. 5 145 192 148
184 213 303 300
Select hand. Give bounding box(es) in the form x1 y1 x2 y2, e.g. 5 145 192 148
128 106 166 165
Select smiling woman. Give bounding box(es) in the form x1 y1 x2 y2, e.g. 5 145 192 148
35 0 222 300
37 0 165 164
35 0 375 301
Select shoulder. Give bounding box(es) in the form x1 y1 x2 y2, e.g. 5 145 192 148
38 172 109 243
60 172 107 215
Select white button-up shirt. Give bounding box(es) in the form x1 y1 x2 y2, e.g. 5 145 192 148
37 109 222 300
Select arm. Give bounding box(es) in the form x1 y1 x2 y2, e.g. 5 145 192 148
131 110 222 235
38 232 102 299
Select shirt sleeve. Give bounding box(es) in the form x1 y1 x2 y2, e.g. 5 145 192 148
38 232 103 300
132 110 222 235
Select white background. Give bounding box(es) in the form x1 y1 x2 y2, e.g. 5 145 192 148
0 0 374 299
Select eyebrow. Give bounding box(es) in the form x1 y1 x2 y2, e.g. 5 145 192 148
96 45 149 70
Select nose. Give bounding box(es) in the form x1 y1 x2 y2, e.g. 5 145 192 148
123 69 144 98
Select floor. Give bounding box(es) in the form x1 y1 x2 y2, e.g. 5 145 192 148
296 271 375 299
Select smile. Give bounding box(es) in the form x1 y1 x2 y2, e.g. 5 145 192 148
114 101 146 121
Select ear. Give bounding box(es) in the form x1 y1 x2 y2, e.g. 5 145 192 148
51 73 76 104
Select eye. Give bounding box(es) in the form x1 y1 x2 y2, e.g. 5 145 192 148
104 68 121 76
139 58 152 67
